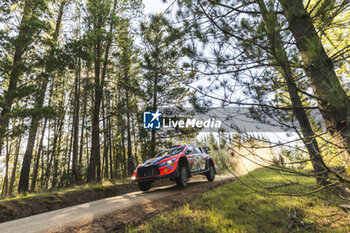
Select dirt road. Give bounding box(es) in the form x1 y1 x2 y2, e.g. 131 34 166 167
0 175 233 233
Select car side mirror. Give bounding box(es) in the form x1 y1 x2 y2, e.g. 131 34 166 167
203 147 211 154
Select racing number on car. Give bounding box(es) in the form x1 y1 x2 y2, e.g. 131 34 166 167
194 146 206 171
193 146 202 171
187 146 204 172
202 147 209 170
186 146 195 171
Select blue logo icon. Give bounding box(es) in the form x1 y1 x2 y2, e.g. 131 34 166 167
143 110 161 129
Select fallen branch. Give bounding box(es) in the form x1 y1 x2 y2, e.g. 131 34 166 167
265 182 299 190
340 204 350 213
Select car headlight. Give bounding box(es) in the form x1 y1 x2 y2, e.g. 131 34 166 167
159 158 176 167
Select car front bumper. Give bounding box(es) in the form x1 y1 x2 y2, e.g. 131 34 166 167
132 166 180 182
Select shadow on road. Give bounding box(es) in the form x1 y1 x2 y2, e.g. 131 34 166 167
143 179 217 194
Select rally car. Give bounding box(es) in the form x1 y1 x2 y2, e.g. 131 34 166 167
131 145 216 191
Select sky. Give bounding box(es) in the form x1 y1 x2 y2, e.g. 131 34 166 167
141 0 298 146
143 0 171 14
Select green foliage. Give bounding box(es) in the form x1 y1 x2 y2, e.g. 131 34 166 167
139 13 196 157
1 0 347 201
140 14 190 107
128 168 349 233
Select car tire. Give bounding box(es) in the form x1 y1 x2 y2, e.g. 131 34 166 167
176 166 188 188
138 181 151 191
206 164 215 182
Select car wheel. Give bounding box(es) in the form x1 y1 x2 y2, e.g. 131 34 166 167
206 164 215 182
138 181 151 191
176 166 188 188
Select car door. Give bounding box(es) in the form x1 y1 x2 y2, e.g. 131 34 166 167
185 146 196 171
189 146 201 172
190 146 200 172
194 146 206 171
200 147 209 170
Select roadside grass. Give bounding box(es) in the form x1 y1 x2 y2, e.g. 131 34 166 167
0 174 214 202
127 168 350 233
0 178 131 202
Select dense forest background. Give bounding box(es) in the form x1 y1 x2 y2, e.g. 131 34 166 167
0 0 350 198
0 0 198 196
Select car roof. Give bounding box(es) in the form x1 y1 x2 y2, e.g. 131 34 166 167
168 145 203 149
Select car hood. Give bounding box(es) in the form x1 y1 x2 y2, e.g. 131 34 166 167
141 155 175 166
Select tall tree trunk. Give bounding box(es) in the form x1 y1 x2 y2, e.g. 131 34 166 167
108 94 113 179
258 0 328 185
85 121 91 178
0 4 32 159
132 115 139 166
30 119 47 192
121 129 127 177
71 15 82 184
79 68 90 178
139 121 146 161
102 96 109 179
18 111 41 193
52 110 65 188
67 115 74 177
18 0 66 193
79 87 87 170
71 61 80 183
1 137 11 197
125 78 133 175
9 135 22 196
44 120 52 189
88 44 102 182
150 75 158 158
88 2 115 182
114 114 121 178
280 0 350 173
29 134 41 192
41 84 54 189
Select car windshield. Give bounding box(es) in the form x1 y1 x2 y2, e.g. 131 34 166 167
155 146 184 158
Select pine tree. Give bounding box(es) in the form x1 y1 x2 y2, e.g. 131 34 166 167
256 0 328 185
280 0 350 174
114 19 141 175
0 0 50 162
175 0 350 182
86 0 117 182
18 0 67 194
140 14 192 158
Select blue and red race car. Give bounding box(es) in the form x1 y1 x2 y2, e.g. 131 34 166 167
131 145 216 191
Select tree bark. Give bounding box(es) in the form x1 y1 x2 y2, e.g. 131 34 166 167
280 0 350 173
88 40 102 182
9 135 22 196
107 94 113 179
1 137 11 197
150 75 158 158
121 129 127 176
0 6 31 159
44 119 52 189
125 76 133 175
18 0 66 193
79 86 87 171
132 114 139 166
102 95 109 179
258 0 328 185
41 85 54 189
88 1 116 182
18 112 41 193
71 60 81 184
30 119 47 192
52 109 65 188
